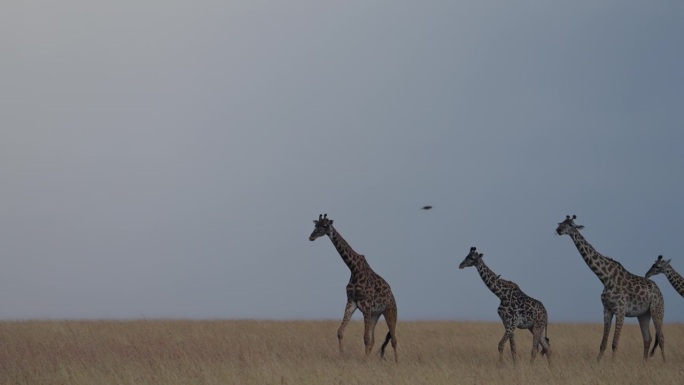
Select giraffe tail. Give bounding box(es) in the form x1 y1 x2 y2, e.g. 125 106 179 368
650 333 660 357
380 331 392 358
541 326 550 357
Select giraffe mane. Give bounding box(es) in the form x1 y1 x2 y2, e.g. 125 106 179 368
604 255 625 268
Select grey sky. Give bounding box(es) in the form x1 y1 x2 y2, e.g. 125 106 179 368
2 1 683 323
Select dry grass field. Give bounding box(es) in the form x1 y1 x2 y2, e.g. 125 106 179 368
1 320 683 385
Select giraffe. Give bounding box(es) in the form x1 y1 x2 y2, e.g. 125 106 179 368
644 255 682 357
309 214 398 362
646 255 684 297
555 215 665 361
459 247 551 364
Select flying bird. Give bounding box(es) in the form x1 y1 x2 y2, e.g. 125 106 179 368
421 205 433 210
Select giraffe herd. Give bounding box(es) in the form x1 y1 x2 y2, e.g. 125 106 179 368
310 213 680 364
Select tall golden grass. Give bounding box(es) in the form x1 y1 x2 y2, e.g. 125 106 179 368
1 320 682 385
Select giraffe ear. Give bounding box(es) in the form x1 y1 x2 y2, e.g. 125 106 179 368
665 259 672 266
576 225 585 230
313 220 318 224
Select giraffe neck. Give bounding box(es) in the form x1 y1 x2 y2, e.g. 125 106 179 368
327 226 369 276
474 259 512 300
566 229 620 287
662 265 684 296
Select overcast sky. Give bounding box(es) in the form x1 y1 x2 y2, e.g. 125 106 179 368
2 1 683 324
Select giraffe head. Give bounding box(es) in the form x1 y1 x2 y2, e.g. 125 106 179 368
645 255 671 278
459 246 483 269
555 215 585 236
309 213 334 241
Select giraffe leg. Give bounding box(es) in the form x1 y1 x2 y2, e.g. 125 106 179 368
534 327 551 357
497 330 509 363
363 312 381 357
530 326 544 363
362 310 371 356
380 304 398 363
507 326 517 364
611 312 626 360
651 301 665 361
637 313 652 361
498 324 516 363
597 308 613 362
337 301 357 356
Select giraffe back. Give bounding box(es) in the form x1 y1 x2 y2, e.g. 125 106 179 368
498 278 548 330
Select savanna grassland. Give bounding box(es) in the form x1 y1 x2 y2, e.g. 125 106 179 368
1 320 683 385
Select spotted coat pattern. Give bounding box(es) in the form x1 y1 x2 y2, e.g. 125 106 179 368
309 214 398 362
459 247 551 364
556 215 665 361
